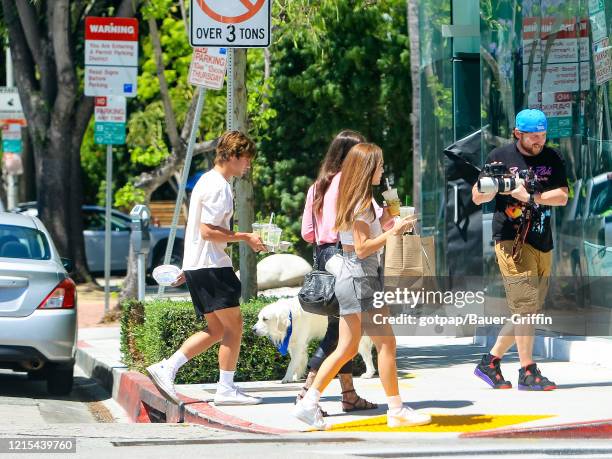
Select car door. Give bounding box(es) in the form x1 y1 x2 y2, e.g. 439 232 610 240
82 209 131 272
109 212 131 271
83 210 106 273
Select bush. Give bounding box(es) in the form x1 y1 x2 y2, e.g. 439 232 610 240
121 297 373 384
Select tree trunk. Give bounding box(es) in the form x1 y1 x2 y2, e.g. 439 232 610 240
1 0 136 284
230 49 258 301
407 0 422 213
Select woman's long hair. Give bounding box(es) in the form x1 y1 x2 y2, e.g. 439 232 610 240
334 143 383 232
313 130 366 215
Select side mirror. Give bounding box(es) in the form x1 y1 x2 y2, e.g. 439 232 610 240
61 258 74 272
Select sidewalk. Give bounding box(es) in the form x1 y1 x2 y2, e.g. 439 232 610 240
77 324 612 437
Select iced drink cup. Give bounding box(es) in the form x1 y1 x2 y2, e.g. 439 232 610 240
382 188 400 216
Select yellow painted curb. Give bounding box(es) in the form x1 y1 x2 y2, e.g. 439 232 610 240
327 414 553 432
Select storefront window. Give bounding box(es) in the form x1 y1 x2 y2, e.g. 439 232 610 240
480 0 612 334
418 1 454 274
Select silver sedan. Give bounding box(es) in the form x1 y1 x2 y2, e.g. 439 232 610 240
0 212 76 395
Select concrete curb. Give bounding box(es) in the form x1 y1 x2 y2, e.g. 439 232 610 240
461 419 612 439
76 344 290 434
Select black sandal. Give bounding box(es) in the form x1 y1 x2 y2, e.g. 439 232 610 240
295 387 329 417
341 389 378 413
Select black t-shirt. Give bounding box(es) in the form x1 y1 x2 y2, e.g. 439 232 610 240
484 142 568 252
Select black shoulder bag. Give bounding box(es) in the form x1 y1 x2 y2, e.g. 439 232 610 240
298 188 340 316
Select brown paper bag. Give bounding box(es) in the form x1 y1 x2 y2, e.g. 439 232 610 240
384 234 436 290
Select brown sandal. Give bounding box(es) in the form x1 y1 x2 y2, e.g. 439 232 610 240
295 387 329 417
341 389 378 413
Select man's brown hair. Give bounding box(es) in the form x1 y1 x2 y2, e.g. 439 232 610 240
215 131 256 164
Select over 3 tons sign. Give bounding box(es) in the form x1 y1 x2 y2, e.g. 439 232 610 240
190 0 271 48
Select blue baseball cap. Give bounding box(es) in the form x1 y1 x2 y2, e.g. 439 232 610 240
515 109 547 133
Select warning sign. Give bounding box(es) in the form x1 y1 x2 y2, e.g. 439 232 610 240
188 47 228 89
84 17 139 97
190 0 271 48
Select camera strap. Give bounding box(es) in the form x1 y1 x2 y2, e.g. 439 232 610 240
511 204 534 261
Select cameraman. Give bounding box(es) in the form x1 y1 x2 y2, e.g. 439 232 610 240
472 109 568 391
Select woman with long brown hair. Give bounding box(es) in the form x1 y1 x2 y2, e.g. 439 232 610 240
293 143 432 430
300 130 377 414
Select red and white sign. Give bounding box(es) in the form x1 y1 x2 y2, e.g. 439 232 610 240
1 123 21 140
188 47 228 89
85 17 139 97
522 18 590 65
593 38 612 85
0 87 26 126
524 63 589 93
2 153 23 175
190 0 271 48
94 96 127 123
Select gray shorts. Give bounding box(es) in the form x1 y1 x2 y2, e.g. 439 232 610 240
334 251 383 316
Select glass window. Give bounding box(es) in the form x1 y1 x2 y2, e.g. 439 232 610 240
0 225 51 260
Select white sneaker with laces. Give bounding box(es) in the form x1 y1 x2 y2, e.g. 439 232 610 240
214 386 263 405
292 400 328 430
387 406 432 428
146 360 179 403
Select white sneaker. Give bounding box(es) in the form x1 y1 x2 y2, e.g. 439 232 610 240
214 386 263 406
292 400 328 431
146 360 179 403
387 406 432 428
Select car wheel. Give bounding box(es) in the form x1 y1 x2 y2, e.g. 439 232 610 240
46 363 74 396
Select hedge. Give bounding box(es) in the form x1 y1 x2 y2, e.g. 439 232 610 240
120 297 373 384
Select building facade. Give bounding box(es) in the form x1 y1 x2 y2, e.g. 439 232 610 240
415 0 611 334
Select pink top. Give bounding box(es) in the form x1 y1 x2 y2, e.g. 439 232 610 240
301 174 342 245
302 174 388 245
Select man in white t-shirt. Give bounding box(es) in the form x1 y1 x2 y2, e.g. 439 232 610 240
147 131 267 406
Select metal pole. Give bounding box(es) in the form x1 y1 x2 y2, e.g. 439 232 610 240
5 47 17 210
603 86 612 141
157 88 207 296
137 252 145 301
104 144 113 313
6 175 16 210
226 49 234 131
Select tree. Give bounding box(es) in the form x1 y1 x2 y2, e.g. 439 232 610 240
0 0 137 282
258 0 412 257
407 0 421 214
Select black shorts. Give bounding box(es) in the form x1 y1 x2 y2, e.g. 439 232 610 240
184 267 241 317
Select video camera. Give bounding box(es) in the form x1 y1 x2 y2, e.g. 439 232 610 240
477 162 537 194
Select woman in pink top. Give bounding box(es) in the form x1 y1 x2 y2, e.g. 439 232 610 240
298 130 377 414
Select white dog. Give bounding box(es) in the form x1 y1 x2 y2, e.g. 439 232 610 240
253 298 376 383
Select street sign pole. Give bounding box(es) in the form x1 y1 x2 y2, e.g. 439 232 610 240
4 47 19 210
104 144 113 313
226 49 234 130
157 87 207 296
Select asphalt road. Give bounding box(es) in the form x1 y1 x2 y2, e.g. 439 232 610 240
2 366 612 458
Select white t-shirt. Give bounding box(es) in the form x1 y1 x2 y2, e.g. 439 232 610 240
182 168 234 270
339 199 383 249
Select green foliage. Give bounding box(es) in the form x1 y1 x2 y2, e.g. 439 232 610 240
114 182 146 211
121 297 292 383
80 0 414 265
121 296 372 383
259 0 412 257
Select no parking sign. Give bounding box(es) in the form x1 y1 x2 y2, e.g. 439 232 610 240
190 0 271 48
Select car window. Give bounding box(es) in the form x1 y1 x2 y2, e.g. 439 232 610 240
83 211 105 231
0 224 51 260
110 213 130 231
590 180 612 217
